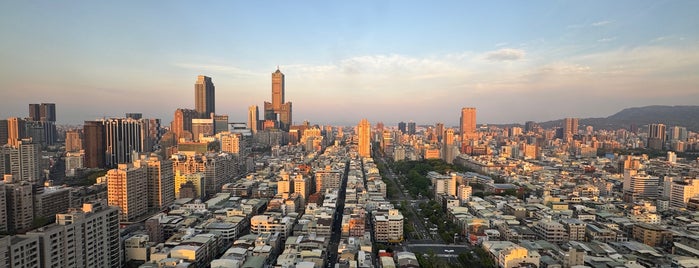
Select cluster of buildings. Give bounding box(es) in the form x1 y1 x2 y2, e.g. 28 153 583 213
364 107 699 268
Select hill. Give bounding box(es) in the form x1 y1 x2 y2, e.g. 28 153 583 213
538 105 699 131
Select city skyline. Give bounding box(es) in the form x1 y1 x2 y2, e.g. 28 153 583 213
1 1 698 125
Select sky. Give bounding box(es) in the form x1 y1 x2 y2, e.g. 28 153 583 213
1 1 698 126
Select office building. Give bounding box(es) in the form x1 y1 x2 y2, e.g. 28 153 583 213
648 123 666 150
398 121 406 134
358 118 371 158
563 117 579 141
7 117 26 147
83 120 105 168
623 172 659 202
39 103 56 122
172 108 198 141
460 107 476 140
213 114 228 134
191 118 214 141
134 153 175 212
263 68 293 131
103 118 148 167
65 129 83 152
107 163 148 222
28 104 41 121
0 119 7 146
407 121 416 135
195 75 215 118
248 105 259 134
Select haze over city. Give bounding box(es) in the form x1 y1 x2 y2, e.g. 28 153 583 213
1 1 698 125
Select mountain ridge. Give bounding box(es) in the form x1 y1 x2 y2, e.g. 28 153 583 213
535 105 699 131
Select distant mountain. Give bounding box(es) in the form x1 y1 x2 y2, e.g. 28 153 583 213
538 105 699 131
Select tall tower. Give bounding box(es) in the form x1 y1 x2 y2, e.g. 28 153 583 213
272 68 285 111
40 103 56 122
460 107 477 140
103 118 146 167
28 104 41 121
358 119 371 158
194 75 215 118
263 68 293 131
248 105 259 134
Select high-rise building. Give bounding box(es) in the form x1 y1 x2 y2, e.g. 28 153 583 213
407 121 416 135
65 129 83 152
0 119 7 146
373 209 404 243
103 118 148 167
623 172 659 202
272 68 285 111
172 108 198 142
194 75 215 118
4 178 34 233
398 121 406 134
134 153 175 212
5 139 41 183
107 163 148 222
39 103 56 122
648 123 666 150
83 120 106 168
563 118 579 141
670 178 699 209
460 107 476 140
441 128 456 164
435 123 444 142
25 200 121 268
191 118 214 141
7 117 26 147
28 104 41 121
248 105 259 134
358 119 371 158
263 68 293 131
213 115 229 134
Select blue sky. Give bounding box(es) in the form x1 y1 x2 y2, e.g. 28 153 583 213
1 1 698 126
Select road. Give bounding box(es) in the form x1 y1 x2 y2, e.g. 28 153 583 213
326 159 351 268
377 157 439 243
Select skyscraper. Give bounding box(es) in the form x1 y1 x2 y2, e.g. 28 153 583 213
7 139 41 183
83 121 106 168
563 117 579 141
648 123 666 150
263 68 293 131
39 103 56 122
103 118 147 167
172 108 198 141
28 104 41 121
460 107 477 140
248 105 259 134
194 75 215 118
7 117 26 147
407 121 416 135
435 122 444 142
358 119 371 158
398 121 406 134
272 68 285 111
0 119 7 146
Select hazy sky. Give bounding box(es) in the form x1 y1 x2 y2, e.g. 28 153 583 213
1 1 698 126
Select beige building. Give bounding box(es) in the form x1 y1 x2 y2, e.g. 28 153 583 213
460 107 477 140
107 163 148 222
357 119 371 158
174 171 205 199
373 209 404 243
533 220 568 244
670 178 699 209
134 153 175 211
24 201 121 268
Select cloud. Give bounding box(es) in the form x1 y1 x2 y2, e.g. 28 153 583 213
591 20 613 27
483 48 526 61
173 63 261 76
597 37 616 43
